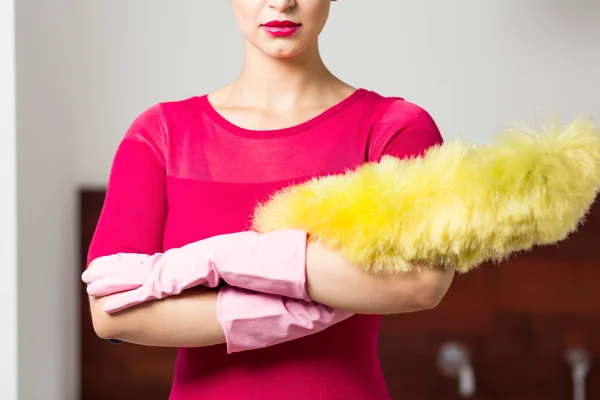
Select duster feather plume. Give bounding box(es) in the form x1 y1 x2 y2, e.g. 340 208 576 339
251 117 600 274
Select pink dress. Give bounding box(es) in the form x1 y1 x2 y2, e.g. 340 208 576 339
88 88 444 399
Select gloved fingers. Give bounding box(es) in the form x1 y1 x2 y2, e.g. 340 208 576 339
82 253 150 283
102 285 155 314
86 272 146 297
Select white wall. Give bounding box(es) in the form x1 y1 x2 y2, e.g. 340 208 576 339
0 0 18 398
5 1 599 399
73 0 600 185
15 0 78 399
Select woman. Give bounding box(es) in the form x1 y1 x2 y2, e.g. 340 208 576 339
83 0 455 399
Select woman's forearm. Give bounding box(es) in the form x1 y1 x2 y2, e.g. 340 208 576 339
305 240 455 314
89 287 226 347
87 236 455 339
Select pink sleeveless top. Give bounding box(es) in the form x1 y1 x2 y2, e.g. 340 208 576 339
88 88 444 399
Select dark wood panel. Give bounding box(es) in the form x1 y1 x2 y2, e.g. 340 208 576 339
79 189 176 400
380 266 497 335
379 311 600 400
496 258 600 313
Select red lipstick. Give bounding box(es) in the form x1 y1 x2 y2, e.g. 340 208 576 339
262 20 301 37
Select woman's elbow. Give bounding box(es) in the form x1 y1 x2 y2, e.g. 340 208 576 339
415 267 455 310
384 266 454 314
92 318 117 340
88 296 122 339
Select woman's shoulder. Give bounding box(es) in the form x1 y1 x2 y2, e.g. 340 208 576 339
361 89 437 130
116 96 207 166
123 95 207 138
153 95 207 121
361 90 443 160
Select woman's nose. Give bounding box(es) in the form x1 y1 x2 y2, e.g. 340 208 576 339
268 0 296 13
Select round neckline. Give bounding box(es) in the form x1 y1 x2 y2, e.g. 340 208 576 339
198 88 367 138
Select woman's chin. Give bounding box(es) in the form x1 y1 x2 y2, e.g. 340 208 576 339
253 38 309 60
264 46 304 60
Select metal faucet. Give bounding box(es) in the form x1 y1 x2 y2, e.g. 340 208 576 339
565 347 592 400
437 341 476 398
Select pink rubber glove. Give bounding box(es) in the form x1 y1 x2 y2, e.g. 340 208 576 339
217 286 354 353
82 229 309 313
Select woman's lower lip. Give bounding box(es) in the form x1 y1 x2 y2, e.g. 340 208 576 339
262 25 301 37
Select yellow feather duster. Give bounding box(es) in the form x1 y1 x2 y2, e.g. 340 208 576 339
251 117 600 274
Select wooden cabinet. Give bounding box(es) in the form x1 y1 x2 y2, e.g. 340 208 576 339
79 190 600 399
79 190 176 399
